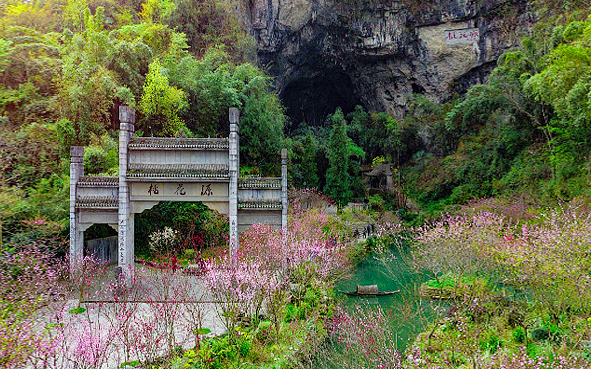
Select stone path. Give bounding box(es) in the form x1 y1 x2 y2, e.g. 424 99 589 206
350 223 377 242
35 264 225 369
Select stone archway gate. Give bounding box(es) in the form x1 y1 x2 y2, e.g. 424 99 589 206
70 106 287 271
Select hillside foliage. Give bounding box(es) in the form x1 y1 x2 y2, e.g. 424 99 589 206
398 13 591 212
0 0 285 249
3 1 591 242
2 1 591 368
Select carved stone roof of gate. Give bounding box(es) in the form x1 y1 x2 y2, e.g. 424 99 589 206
76 196 119 209
127 163 229 178
238 198 282 210
238 178 281 189
77 176 119 187
129 137 229 150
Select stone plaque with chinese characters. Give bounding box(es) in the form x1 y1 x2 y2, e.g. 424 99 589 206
444 28 479 45
130 182 228 200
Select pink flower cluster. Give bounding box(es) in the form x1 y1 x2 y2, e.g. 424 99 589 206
203 208 351 334
484 348 589 369
288 188 334 213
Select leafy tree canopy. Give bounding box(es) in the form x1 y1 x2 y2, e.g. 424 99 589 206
0 0 285 247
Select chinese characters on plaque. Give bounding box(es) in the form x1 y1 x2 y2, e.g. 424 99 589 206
148 183 159 195
200 184 213 196
174 184 186 196
119 219 125 264
147 183 214 196
146 183 214 197
230 219 237 250
130 182 228 199
444 28 479 45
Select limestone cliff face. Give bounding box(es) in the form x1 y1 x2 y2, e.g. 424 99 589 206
243 0 534 126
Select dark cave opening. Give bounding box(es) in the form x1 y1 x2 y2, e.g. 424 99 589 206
280 69 362 133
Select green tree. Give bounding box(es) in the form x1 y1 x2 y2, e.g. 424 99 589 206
139 0 175 24
347 138 365 199
59 7 139 145
166 46 240 136
324 108 352 206
289 129 320 189
0 186 30 248
164 0 252 61
166 46 286 173
300 131 319 188
139 59 188 136
59 5 194 145
347 106 409 166
0 39 12 73
238 64 286 174
0 0 62 33
525 20 591 134
520 19 591 195
0 0 291 252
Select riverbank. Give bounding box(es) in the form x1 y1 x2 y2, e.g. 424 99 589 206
288 203 591 368
9 201 591 368
334 204 591 369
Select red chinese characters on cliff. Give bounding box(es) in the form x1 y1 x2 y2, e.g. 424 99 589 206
444 28 479 45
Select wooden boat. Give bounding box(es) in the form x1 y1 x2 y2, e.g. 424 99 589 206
339 284 400 296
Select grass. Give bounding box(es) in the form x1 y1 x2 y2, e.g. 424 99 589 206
423 273 480 290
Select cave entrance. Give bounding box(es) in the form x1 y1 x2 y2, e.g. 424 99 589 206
281 69 362 133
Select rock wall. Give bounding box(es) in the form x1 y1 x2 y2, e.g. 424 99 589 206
243 0 534 126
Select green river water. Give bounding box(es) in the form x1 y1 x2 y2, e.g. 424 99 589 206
335 244 442 352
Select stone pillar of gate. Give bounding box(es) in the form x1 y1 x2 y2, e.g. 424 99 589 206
281 148 288 233
118 106 135 276
69 146 84 269
229 107 240 259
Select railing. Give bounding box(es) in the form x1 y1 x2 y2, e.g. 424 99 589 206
129 137 229 150
127 164 229 178
77 176 119 187
238 199 282 210
238 177 281 189
76 196 119 208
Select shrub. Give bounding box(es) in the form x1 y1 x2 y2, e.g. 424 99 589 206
289 188 334 211
309 305 404 368
480 332 503 354
513 327 526 343
368 194 385 212
148 226 180 254
0 246 65 367
83 134 118 175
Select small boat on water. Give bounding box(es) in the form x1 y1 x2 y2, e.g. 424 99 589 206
339 284 400 296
